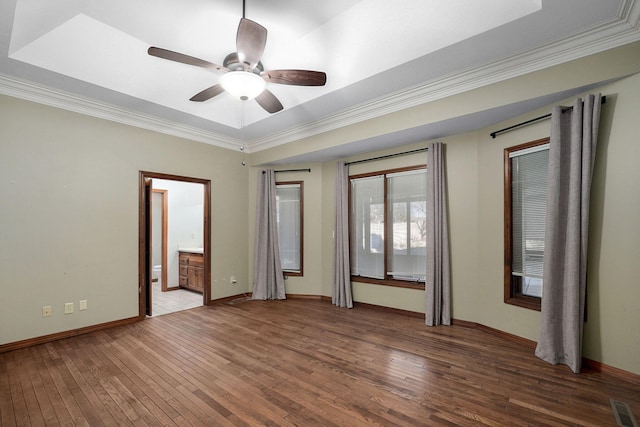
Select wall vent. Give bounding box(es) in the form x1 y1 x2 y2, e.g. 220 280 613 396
611 399 638 427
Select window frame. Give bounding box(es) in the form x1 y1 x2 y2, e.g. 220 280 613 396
349 165 427 290
504 137 549 311
275 181 304 277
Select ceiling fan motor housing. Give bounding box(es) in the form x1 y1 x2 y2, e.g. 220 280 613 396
147 14 324 113
223 52 263 74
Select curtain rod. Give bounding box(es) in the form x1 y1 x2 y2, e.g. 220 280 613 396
262 168 311 174
346 147 429 166
490 96 606 139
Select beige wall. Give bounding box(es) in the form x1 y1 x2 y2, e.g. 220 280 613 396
249 50 640 375
2 42 639 376
583 75 640 374
0 95 249 345
469 73 640 374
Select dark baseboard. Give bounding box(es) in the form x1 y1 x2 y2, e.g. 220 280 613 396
0 316 140 354
582 358 640 383
452 318 538 349
287 294 326 301
332 299 640 384
209 293 326 304
353 301 424 318
209 293 253 304
3 295 638 384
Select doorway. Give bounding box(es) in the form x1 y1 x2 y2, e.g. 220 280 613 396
139 171 211 318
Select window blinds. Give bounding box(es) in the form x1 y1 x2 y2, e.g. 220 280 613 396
387 169 427 281
275 184 301 271
511 147 548 279
350 175 385 279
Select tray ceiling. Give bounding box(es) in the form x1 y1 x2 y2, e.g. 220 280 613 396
1 0 639 160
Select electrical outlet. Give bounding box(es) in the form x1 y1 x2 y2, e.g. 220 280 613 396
64 302 74 315
79 300 87 311
42 306 52 317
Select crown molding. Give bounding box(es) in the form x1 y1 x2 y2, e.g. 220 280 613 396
248 0 640 153
1 1 638 155
0 73 241 150
620 0 640 27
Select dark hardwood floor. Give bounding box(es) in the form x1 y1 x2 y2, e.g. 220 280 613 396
1 299 638 426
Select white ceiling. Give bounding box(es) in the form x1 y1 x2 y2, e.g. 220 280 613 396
1 0 639 162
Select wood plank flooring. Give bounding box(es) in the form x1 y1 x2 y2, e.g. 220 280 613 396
1 299 638 426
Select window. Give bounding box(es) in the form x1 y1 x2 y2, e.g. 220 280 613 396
276 182 303 276
504 138 549 310
350 166 427 288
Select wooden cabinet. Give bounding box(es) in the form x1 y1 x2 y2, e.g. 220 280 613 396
178 252 204 293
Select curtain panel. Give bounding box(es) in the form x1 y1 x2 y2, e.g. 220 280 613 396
333 161 353 308
535 94 601 373
252 169 286 300
425 142 451 326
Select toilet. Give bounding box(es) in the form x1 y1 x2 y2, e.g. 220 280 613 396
153 265 162 286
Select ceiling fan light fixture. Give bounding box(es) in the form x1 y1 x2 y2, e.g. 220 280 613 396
219 71 266 100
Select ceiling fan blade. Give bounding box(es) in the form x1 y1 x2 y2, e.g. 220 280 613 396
255 89 283 113
148 47 228 72
261 69 327 86
190 84 225 102
236 18 267 70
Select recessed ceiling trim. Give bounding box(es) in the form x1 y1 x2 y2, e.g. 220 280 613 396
2 1 639 155
248 3 640 153
620 0 640 24
0 72 239 149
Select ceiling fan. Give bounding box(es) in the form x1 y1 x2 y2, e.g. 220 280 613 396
147 0 327 114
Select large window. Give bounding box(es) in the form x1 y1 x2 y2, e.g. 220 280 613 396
350 166 427 288
504 138 549 310
276 182 303 276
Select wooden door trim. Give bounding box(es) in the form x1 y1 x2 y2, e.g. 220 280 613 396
143 177 153 317
139 171 212 319
152 189 169 291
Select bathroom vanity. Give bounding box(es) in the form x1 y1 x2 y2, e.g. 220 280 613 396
178 250 204 294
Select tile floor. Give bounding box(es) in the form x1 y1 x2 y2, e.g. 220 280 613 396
150 281 202 316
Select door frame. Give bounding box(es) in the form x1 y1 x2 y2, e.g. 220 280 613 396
138 171 212 319
152 189 169 291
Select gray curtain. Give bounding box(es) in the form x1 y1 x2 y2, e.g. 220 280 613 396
252 169 286 300
332 161 353 308
535 94 601 373
425 142 451 326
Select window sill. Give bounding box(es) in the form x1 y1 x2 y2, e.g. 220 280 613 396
505 295 541 311
351 276 425 290
283 271 302 278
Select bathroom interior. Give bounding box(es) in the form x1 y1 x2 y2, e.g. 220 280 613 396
151 178 205 316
